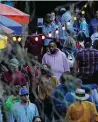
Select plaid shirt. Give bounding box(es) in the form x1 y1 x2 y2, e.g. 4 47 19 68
76 48 98 75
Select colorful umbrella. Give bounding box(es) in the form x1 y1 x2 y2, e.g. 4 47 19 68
0 24 14 34
0 3 30 24
0 15 22 35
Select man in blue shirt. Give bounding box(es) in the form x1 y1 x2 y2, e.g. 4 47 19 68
89 10 98 35
42 13 56 46
10 87 39 122
79 15 89 37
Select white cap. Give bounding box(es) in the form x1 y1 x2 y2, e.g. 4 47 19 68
60 7 66 12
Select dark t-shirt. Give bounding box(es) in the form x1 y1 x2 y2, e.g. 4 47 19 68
2 70 26 86
25 36 44 57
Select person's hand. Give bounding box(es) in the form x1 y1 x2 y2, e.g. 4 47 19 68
79 41 84 48
1 65 8 72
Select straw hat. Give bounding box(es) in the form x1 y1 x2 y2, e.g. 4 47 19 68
71 88 89 101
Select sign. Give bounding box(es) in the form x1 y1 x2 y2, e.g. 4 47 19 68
37 18 43 27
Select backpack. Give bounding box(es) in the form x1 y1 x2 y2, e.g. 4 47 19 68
65 50 75 68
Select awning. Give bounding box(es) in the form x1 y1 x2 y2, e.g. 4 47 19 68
0 3 30 24
0 24 14 34
0 15 22 35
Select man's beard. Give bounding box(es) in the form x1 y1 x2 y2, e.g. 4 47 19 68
22 99 29 103
50 50 56 54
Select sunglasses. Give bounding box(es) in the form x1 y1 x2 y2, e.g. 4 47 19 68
21 94 29 96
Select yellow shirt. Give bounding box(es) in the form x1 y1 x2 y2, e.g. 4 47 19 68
65 101 98 122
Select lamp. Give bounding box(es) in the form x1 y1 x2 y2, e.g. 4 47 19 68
62 25 65 30
49 32 52 37
67 21 70 25
13 37 16 41
74 17 77 21
55 28 59 34
35 37 38 41
18 37 22 42
42 35 45 39
84 4 87 8
82 11 85 14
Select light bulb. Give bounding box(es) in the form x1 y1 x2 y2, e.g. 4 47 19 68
4 36 8 40
55 29 59 34
13 37 16 41
49 32 52 37
62 25 65 30
84 4 87 8
82 11 85 14
42 35 45 39
35 37 38 41
74 17 77 21
67 21 70 25
18 37 22 42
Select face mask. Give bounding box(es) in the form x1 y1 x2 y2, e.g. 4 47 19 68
52 16 55 21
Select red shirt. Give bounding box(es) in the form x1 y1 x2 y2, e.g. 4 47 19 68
25 66 40 89
3 70 26 86
25 36 44 56
76 42 81 50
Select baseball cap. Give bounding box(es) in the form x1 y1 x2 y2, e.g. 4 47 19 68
19 87 29 96
60 7 66 12
10 58 19 68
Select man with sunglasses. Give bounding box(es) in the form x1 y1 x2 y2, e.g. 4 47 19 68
10 87 39 122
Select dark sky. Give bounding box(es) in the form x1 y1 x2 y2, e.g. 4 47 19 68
35 1 75 17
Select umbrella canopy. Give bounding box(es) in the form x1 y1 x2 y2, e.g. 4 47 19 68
0 3 30 24
0 15 22 35
0 24 14 34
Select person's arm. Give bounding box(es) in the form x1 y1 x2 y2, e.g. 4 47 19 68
73 53 80 76
9 106 16 122
34 104 39 116
89 103 98 122
62 53 70 72
42 55 46 64
73 60 79 76
5 96 14 111
41 47 43 56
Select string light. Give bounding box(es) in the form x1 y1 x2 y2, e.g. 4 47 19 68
4 36 8 40
74 17 77 21
18 37 22 42
13 37 16 41
35 37 38 41
55 28 59 34
67 21 70 25
49 32 52 37
42 35 45 39
62 25 65 30
84 4 87 8
82 10 85 14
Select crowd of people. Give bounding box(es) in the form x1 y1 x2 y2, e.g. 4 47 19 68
0 4 98 122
